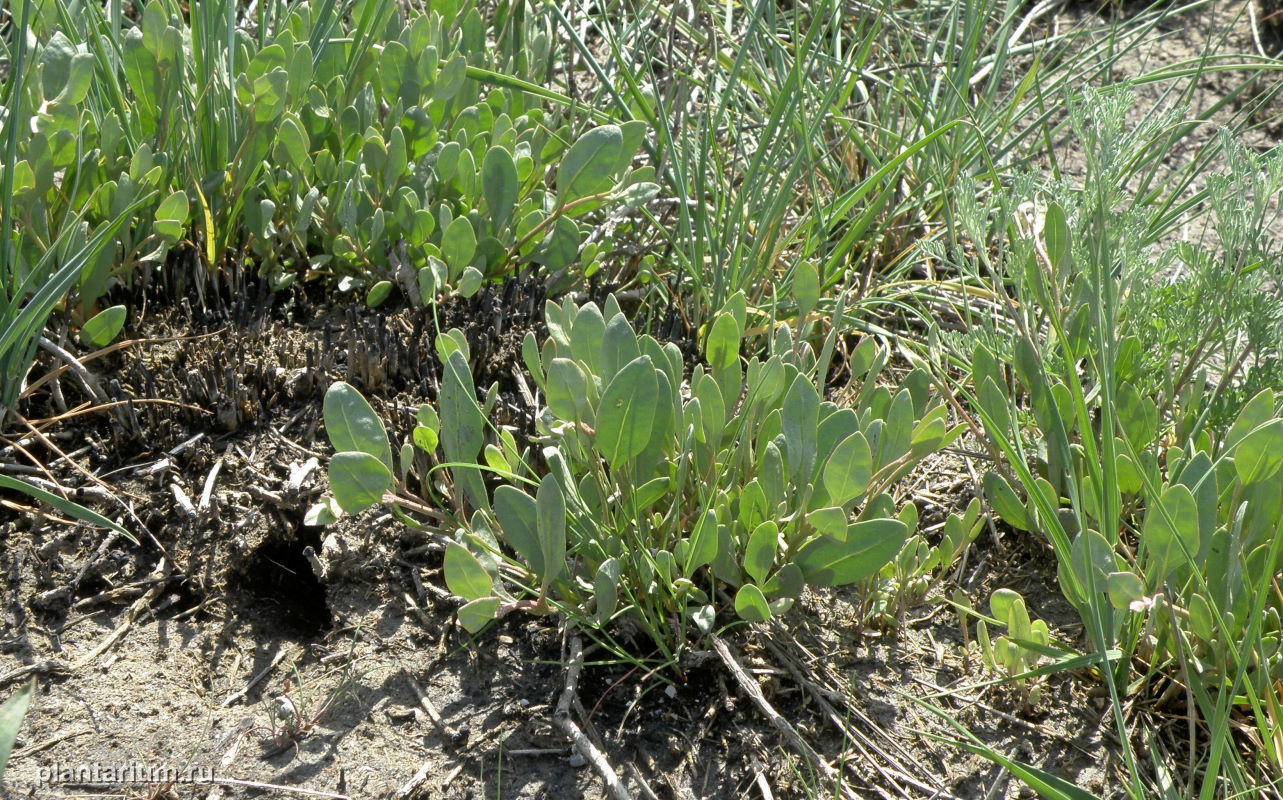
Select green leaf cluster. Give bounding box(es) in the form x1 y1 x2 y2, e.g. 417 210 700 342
6 0 649 325
320 292 965 661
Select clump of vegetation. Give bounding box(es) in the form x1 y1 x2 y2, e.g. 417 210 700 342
10 0 1283 797
316 293 982 663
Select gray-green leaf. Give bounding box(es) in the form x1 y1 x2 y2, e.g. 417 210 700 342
80 305 127 347
445 542 493 601
557 125 623 203
535 474 567 591
323 382 393 469
595 355 659 468
328 452 392 514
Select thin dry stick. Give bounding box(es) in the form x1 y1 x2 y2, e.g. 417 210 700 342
203 718 252 800
555 632 632 800
8 411 144 501
37 337 108 403
10 728 92 761
0 661 68 689
72 559 171 670
710 634 860 800
402 669 457 741
209 777 349 798
220 647 297 708
761 634 957 800
394 759 433 799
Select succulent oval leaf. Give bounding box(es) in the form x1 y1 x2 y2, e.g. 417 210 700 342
795 519 909 587
481 145 518 232
494 485 542 575
595 557 622 626
734 584 772 622
744 522 779 585
323 382 393 469
823 432 873 507
328 451 392 514
457 597 500 633
1142 484 1199 586
557 125 623 202
441 216 477 275
535 474 567 591
982 471 1030 531
1234 419 1283 486
445 541 494 601
595 355 659 468
80 305 127 347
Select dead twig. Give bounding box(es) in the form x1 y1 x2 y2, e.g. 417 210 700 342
0 661 69 689
10 728 93 761
38 336 108 403
209 777 349 798
402 670 463 746
555 631 632 800
394 759 433 799
711 633 860 800
72 557 172 671
220 647 297 708
761 630 957 800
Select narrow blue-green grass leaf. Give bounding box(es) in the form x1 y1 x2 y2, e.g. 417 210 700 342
925 733 1103 800
444 541 493 601
328 452 392 514
323 382 393 469
0 474 133 541
595 355 659 468
80 305 127 347
0 681 33 782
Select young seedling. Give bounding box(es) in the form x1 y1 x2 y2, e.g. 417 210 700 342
975 588 1051 708
247 649 363 760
